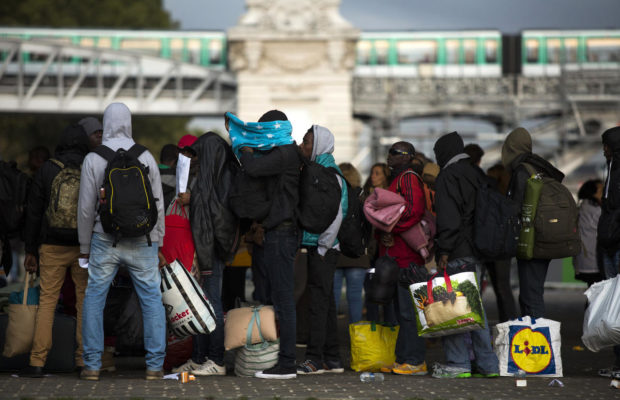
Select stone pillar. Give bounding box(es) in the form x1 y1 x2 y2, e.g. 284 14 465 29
227 0 359 162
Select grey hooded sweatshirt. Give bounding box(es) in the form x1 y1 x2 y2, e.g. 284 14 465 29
77 103 165 254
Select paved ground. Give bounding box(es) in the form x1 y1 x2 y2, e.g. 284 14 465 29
1 287 619 399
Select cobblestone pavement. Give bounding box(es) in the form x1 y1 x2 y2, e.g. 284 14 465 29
1 289 619 399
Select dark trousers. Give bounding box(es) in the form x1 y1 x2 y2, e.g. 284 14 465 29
192 257 225 365
305 248 341 364
393 283 426 365
252 226 299 369
483 259 518 322
517 258 550 318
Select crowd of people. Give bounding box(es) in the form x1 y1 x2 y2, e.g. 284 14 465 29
2 101 619 381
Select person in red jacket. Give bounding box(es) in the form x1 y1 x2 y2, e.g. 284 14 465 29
378 141 428 376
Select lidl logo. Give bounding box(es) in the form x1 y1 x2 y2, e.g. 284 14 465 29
508 326 555 374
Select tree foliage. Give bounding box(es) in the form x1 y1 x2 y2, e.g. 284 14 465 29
0 0 191 167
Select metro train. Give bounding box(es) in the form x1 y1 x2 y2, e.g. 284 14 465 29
1 27 619 77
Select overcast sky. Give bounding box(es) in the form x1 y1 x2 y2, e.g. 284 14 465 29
163 0 620 33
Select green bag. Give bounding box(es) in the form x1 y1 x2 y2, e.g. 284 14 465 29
517 164 581 260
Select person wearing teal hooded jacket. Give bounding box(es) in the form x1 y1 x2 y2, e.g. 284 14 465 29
297 125 348 375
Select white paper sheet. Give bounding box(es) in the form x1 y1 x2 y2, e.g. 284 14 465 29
176 154 191 195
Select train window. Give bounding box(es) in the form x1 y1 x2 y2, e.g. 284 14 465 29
187 39 201 64
209 40 222 65
547 39 561 63
564 38 578 63
586 38 620 62
120 39 161 56
170 38 184 62
397 40 437 64
375 40 389 65
525 39 539 63
97 38 112 49
80 38 96 48
446 40 459 64
463 40 476 64
356 40 371 65
484 39 498 63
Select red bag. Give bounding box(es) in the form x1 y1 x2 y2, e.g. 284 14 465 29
161 200 194 271
163 334 193 371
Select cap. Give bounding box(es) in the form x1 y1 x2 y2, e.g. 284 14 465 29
78 117 102 135
178 134 198 155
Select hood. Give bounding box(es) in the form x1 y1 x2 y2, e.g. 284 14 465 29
78 117 102 136
602 126 620 154
54 123 90 163
311 125 335 161
502 127 532 171
433 131 465 168
102 102 135 150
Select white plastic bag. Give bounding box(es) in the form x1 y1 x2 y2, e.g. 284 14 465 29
161 260 216 337
582 275 620 352
493 316 562 377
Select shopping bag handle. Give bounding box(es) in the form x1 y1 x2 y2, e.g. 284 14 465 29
170 199 188 219
426 270 453 304
246 306 269 350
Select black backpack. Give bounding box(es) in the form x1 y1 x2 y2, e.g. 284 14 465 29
329 170 370 258
366 255 400 305
94 144 158 246
229 169 272 221
298 160 341 234
0 161 31 237
473 183 521 260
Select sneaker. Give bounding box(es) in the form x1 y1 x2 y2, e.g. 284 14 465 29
432 363 471 379
380 363 396 373
80 369 100 381
145 370 164 380
192 360 226 376
472 372 500 378
598 366 620 378
101 347 116 372
323 360 344 373
172 359 203 374
393 362 428 376
255 364 297 380
19 365 44 378
297 359 325 375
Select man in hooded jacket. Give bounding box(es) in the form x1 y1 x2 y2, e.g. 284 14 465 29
501 127 565 318
296 125 347 375
596 126 620 377
432 131 499 379
19 124 90 377
77 103 166 381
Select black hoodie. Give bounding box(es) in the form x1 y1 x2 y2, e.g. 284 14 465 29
24 124 90 254
599 126 620 253
190 132 240 270
433 132 487 260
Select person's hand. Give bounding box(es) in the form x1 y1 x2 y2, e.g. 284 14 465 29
24 253 38 273
158 250 167 269
437 254 449 272
380 232 394 248
79 253 89 260
178 192 191 206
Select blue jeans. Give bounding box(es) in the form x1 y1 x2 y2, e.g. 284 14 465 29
82 233 166 371
442 257 499 373
192 257 225 365
333 268 365 324
601 249 620 366
393 282 426 365
252 226 299 369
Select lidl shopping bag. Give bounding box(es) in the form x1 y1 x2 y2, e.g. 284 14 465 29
160 260 216 337
349 321 399 372
410 270 484 337
582 275 620 352
493 316 562 377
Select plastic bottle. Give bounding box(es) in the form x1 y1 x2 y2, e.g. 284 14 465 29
515 369 527 387
360 372 384 382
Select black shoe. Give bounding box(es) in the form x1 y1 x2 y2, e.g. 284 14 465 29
255 364 297 379
19 366 44 378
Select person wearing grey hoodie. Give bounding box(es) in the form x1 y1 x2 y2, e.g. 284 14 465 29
297 125 347 375
77 103 166 381
501 127 564 319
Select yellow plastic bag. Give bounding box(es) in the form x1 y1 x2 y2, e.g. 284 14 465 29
349 321 399 372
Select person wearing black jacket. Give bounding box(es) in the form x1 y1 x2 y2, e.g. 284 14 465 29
597 126 620 377
432 131 499 379
501 127 565 319
20 124 90 378
238 110 302 380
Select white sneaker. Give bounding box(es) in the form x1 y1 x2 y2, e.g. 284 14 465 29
193 359 226 376
172 359 203 373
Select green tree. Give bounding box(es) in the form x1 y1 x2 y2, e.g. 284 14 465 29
0 0 190 167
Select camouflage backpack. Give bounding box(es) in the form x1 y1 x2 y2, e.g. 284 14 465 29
45 159 81 230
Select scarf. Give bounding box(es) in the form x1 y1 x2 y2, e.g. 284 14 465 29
226 112 294 158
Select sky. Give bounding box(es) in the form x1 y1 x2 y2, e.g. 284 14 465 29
163 0 620 33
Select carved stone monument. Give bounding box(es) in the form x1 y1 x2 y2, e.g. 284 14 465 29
228 0 359 161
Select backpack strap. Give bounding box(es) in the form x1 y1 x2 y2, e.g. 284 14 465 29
397 170 428 210
93 145 116 162
522 162 537 177
127 144 148 159
49 158 64 170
